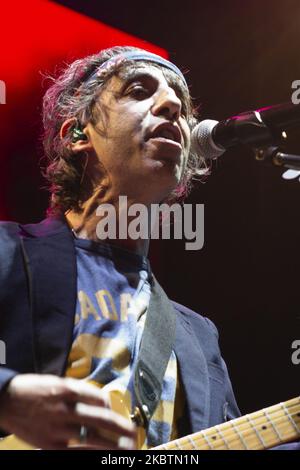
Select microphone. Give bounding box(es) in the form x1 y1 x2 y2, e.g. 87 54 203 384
191 102 300 160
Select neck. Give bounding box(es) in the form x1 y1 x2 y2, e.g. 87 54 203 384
65 187 151 257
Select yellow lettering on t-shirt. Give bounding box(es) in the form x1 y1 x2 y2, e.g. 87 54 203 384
95 289 118 321
78 290 100 320
120 293 132 322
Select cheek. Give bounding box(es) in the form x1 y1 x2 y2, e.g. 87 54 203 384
113 117 143 149
115 104 148 138
96 105 148 158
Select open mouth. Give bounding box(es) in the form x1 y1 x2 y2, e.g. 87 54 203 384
146 122 182 147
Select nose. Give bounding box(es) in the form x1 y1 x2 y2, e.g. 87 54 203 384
151 86 182 121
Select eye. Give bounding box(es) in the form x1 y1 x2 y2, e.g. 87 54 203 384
126 84 150 100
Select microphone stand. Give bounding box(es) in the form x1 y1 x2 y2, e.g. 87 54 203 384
227 102 300 172
254 146 300 171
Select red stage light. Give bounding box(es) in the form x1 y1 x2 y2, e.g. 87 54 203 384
0 0 168 219
0 0 167 85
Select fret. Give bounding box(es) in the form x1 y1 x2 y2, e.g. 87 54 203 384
174 439 184 450
215 425 230 449
245 414 267 449
263 408 283 442
201 430 215 450
281 402 300 434
186 435 197 449
230 421 248 449
161 444 169 450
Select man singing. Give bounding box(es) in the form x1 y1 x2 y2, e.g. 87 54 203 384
0 46 296 451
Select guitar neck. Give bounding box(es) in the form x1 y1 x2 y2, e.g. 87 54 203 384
154 396 300 450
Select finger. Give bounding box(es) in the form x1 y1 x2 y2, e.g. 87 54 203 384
71 402 136 438
47 423 84 443
52 424 135 451
84 434 135 450
68 428 136 451
62 379 109 407
67 438 122 451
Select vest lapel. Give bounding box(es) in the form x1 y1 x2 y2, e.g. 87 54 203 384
20 217 77 375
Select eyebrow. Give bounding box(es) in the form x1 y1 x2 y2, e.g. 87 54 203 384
119 69 187 107
119 70 159 89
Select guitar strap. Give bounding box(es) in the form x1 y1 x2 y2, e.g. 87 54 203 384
132 276 177 428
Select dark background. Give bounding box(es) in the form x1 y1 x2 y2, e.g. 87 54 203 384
1 0 300 415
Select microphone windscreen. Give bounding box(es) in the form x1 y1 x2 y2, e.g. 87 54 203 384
191 119 225 160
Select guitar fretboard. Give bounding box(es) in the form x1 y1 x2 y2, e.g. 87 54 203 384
154 396 300 450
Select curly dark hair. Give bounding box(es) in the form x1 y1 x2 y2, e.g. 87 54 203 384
42 46 206 215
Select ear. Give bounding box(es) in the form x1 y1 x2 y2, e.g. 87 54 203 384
60 118 93 153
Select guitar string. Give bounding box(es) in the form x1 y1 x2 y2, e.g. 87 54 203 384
174 405 300 451
157 401 300 450
161 409 300 450
155 399 300 449
171 409 300 450
191 400 300 449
